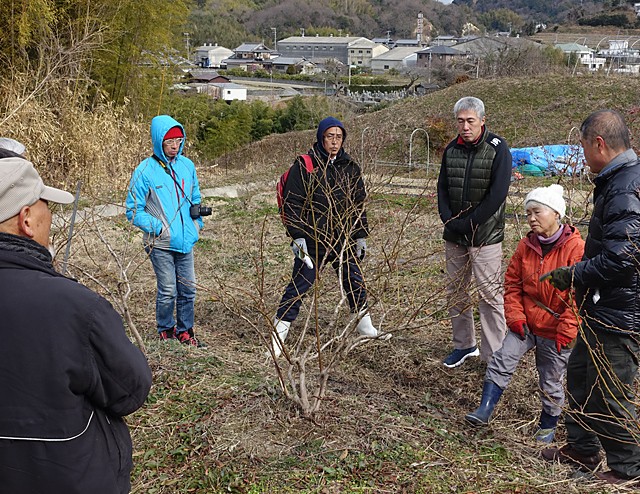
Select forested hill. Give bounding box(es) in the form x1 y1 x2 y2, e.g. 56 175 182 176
453 0 623 24
190 0 464 49
190 0 618 49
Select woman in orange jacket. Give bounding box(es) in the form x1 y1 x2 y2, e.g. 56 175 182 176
465 184 585 443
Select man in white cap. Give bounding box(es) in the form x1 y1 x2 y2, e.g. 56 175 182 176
0 157 152 493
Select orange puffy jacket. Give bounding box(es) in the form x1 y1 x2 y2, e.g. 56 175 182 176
504 224 585 343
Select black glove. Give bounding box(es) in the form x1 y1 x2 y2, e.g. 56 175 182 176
540 266 573 291
446 218 464 234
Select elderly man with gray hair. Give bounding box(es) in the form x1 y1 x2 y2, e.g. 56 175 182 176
437 96 512 368
541 109 640 485
0 155 152 493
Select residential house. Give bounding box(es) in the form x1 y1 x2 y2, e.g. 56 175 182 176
394 38 423 48
371 47 420 74
555 42 605 71
186 70 230 84
452 35 543 62
194 43 233 68
269 57 317 75
431 35 459 46
453 36 514 57
416 45 463 69
372 37 394 47
222 42 274 71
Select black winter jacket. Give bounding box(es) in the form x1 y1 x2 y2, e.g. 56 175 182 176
0 239 152 494
282 143 368 253
573 149 640 335
437 127 512 247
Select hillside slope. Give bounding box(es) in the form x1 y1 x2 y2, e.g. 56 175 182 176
206 74 640 187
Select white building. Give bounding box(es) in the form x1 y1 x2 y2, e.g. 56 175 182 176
348 38 389 68
210 83 247 101
194 43 233 68
555 43 605 72
370 47 419 74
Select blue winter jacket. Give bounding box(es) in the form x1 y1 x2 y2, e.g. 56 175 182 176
126 115 203 253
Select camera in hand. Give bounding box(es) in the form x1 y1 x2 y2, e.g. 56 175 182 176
190 204 212 219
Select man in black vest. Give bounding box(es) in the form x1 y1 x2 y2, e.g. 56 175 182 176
437 96 511 368
541 109 640 485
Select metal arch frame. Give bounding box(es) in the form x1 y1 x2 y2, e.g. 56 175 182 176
409 127 430 172
360 126 371 166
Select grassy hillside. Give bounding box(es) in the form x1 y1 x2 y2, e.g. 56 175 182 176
203 73 640 187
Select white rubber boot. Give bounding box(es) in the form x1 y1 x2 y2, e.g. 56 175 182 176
356 311 392 340
271 319 291 358
356 313 378 337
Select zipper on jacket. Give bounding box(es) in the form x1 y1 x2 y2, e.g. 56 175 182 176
461 149 476 209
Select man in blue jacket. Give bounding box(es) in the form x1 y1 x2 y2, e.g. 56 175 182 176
0 155 152 493
542 109 640 485
126 115 206 346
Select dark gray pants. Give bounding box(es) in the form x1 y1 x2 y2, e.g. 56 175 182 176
486 330 571 417
565 323 640 477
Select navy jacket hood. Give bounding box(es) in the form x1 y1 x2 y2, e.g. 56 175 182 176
316 116 347 155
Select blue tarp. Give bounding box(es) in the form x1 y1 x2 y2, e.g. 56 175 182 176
510 145 585 176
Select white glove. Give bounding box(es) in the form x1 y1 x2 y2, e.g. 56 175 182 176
355 238 367 260
291 238 313 269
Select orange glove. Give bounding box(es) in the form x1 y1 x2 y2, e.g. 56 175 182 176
556 333 573 354
509 320 529 340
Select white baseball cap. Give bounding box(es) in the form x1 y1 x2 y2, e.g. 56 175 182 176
0 158 74 223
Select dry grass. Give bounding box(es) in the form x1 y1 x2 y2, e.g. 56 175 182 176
61 169 618 493
7 73 640 493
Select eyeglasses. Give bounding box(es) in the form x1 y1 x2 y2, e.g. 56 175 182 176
323 133 343 142
164 138 184 146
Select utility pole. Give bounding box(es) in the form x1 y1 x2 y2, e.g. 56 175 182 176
271 27 277 51
183 32 191 60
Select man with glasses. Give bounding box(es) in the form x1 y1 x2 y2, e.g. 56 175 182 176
270 116 390 358
126 115 206 347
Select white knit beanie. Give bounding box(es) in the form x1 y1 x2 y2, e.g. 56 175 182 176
524 184 566 218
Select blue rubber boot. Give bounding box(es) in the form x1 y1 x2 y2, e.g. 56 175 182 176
533 410 559 443
465 380 504 426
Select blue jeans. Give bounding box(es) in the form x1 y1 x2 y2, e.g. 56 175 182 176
147 247 196 334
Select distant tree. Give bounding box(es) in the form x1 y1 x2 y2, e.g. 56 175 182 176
0 0 191 117
277 96 315 133
478 8 524 33
249 101 277 141
323 58 346 95
578 11 636 27
188 8 248 50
